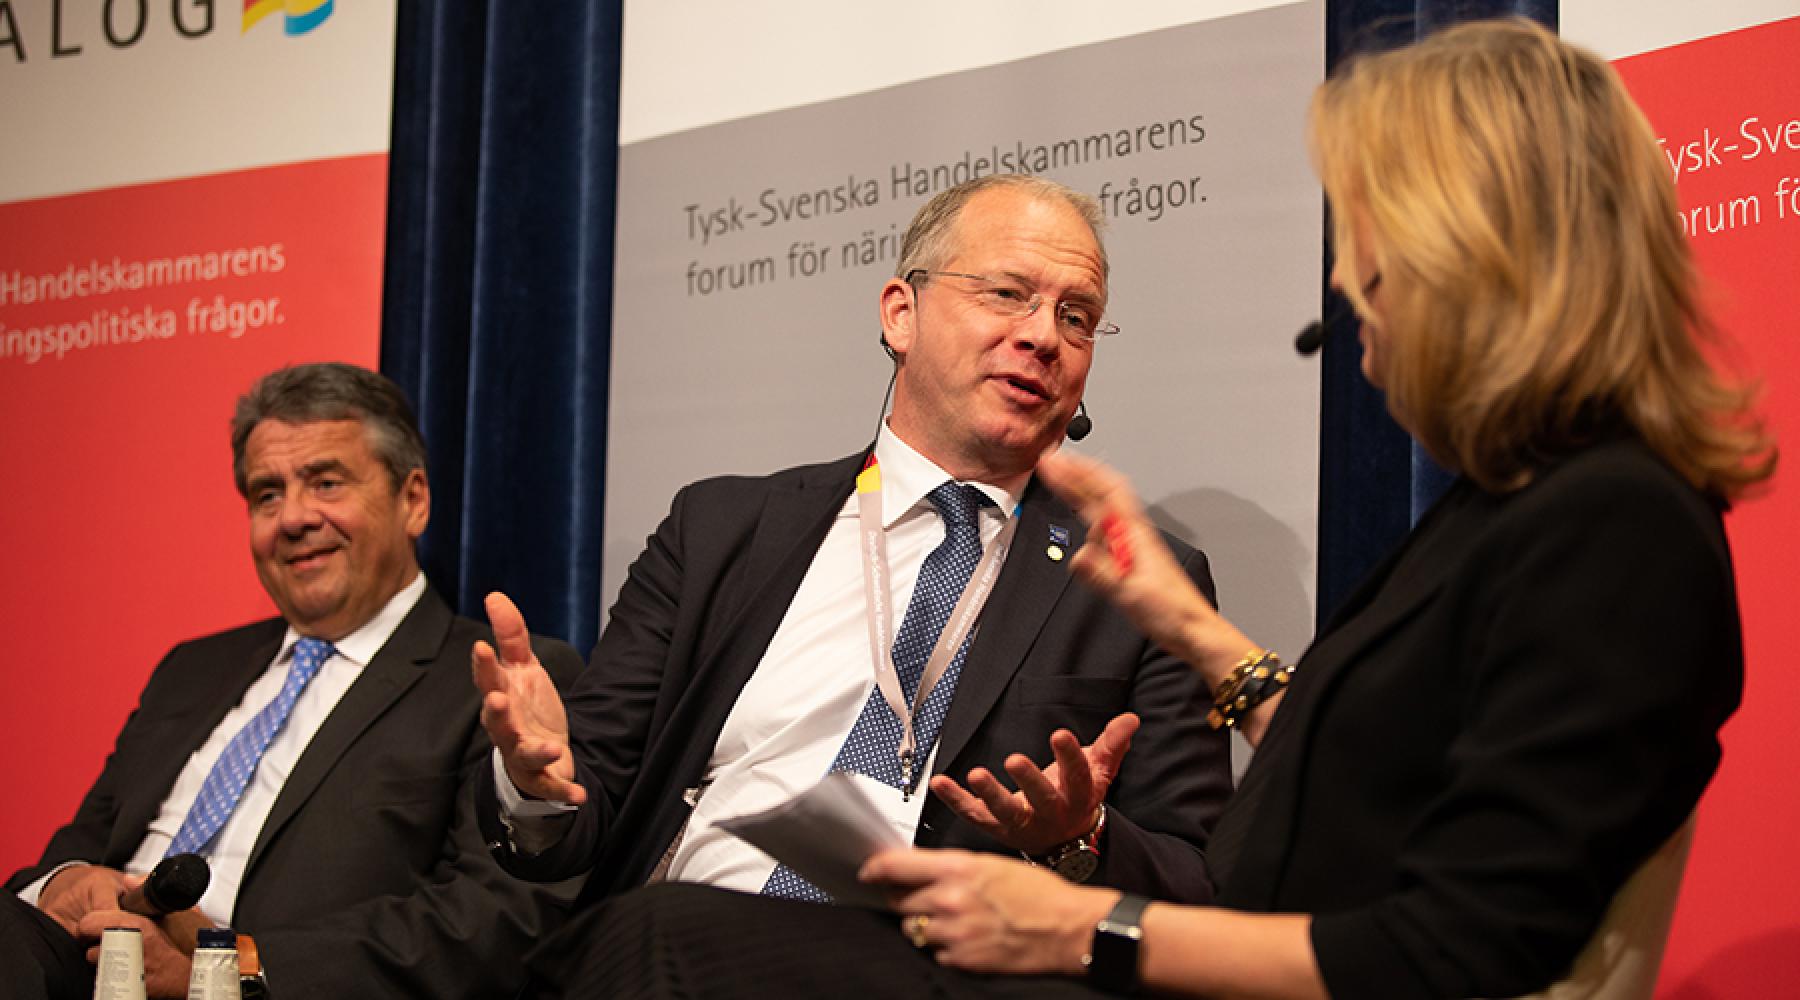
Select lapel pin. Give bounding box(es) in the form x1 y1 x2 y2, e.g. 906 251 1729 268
1047 544 1065 562
1048 524 1070 562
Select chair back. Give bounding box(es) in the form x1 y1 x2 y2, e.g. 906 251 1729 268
1501 814 1697 1000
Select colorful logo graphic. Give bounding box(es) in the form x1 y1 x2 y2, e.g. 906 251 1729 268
243 0 334 36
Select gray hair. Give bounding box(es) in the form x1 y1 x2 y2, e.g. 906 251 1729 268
894 174 1109 280
230 363 428 496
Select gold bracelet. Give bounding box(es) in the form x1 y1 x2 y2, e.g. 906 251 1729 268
1207 649 1294 730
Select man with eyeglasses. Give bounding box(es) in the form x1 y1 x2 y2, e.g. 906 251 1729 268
471 175 1230 991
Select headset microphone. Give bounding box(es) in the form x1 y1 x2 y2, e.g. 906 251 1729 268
1066 400 1092 441
1299 274 1382 356
870 332 900 444
1294 319 1329 356
875 331 1090 441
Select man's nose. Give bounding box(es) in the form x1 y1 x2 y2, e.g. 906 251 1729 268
278 490 323 533
1013 300 1063 356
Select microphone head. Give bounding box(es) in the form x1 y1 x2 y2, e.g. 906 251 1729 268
1295 320 1327 357
145 853 211 913
1065 404 1092 441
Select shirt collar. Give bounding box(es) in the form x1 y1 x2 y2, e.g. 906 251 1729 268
869 423 1027 529
280 572 428 668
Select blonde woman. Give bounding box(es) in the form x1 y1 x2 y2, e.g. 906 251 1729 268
862 18 1774 1000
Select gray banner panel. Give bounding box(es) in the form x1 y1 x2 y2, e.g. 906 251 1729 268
607 1 1322 658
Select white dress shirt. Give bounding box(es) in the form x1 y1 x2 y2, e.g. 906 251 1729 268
19 574 428 923
498 426 1024 892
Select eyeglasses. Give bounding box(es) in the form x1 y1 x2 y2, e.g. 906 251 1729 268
905 269 1120 345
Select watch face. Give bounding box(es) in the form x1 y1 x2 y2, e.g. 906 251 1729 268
1053 846 1100 883
1088 917 1142 992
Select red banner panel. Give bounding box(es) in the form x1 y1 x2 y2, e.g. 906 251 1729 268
0 153 386 872
1612 15 1800 995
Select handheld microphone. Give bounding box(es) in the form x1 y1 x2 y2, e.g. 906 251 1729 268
1066 400 1092 441
119 853 211 917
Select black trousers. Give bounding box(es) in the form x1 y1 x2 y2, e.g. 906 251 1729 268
523 883 1114 1000
0 894 90 1000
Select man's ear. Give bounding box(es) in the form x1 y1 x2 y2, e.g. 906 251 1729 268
878 278 916 359
401 468 431 540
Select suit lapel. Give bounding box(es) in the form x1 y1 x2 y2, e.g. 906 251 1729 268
1262 478 1476 749
109 625 286 863
932 480 1075 771
689 453 864 681
242 588 449 878
1217 482 1476 905
619 454 863 883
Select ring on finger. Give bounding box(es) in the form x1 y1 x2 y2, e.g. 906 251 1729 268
904 913 932 949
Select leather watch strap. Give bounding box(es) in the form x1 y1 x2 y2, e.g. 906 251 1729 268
1085 891 1151 993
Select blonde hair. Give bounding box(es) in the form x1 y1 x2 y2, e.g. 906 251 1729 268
1311 17 1773 499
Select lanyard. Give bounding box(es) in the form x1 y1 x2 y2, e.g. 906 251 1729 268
855 458 1019 800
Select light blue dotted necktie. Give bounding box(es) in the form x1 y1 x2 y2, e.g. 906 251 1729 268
166 637 335 857
763 482 992 902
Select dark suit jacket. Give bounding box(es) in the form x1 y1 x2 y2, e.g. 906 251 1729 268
1209 437 1744 1000
479 452 1233 905
7 586 586 999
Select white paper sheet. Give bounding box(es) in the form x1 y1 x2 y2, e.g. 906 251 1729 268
716 772 907 908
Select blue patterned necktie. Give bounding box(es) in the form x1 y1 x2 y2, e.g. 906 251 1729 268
166 637 335 857
763 481 993 902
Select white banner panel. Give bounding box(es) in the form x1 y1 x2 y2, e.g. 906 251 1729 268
0 0 396 201
622 1 1307 143
1560 0 1796 58
606 1 1323 663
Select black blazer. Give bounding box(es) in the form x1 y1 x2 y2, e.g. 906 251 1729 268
480 451 1234 905
8 586 586 999
1210 438 1743 1000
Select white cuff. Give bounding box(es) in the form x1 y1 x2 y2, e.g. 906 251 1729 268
16 860 91 907
491 749 580 817
491 749 579 856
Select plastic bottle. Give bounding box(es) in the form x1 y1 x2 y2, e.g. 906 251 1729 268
186 927 241 1000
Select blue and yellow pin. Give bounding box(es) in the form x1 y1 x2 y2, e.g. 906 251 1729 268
1047 524 1071 562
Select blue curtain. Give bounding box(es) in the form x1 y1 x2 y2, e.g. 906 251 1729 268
1315 0 1555 622
380 0 622 652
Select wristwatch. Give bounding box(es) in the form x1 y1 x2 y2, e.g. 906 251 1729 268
236 933 270 999
1085 891 1150 994
1026 804 1105 883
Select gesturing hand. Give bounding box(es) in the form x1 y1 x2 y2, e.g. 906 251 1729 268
1035 450 1254 680
472 592 585 804
930 713 1137 855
